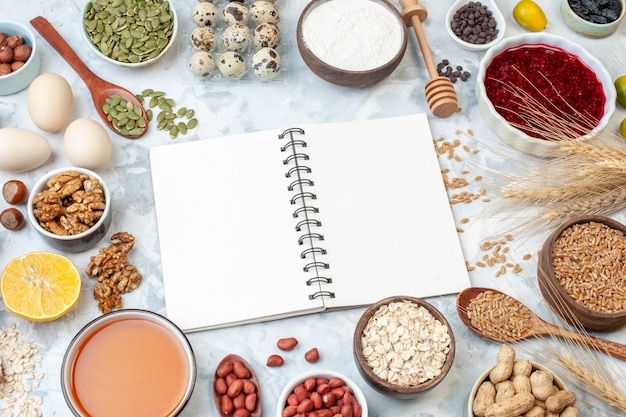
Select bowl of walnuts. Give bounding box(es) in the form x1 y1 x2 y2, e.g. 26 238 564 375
27 167 112 252
0 20 40 95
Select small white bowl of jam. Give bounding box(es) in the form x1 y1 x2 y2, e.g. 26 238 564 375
61 309 196 417
476 32 615 157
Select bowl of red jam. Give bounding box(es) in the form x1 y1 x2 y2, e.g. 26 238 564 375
476 33 615 157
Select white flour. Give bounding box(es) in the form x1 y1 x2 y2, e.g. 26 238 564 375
301 0 404 71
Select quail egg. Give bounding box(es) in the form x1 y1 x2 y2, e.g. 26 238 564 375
253 22 281 50
192 2 218 27
222 2 249 25
217 51 247 79
222 23 251 51
252 47 280 80
250 1 280 25
190 26 216 51
188 51 217 77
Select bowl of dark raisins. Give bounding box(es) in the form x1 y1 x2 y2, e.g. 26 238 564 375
446 0 506 52
561 0 625 37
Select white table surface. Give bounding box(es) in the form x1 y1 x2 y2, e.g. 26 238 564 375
1 0 626 416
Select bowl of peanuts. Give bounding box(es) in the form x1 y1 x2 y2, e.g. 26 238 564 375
27 167 112 252
353 295 455 399
537 215 626 332
467 344 579 417
276 369 367 417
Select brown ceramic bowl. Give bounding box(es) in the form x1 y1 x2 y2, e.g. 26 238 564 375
537 215 626 332
353 296 455 399
296 0 407 87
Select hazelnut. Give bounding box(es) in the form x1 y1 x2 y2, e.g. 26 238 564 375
13 44 31 62
5 35 23 49
11 61 24 72
0 63 11 76
0 33 7 46
0 45 13 64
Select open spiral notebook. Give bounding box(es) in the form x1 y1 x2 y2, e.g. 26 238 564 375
150 113 470 332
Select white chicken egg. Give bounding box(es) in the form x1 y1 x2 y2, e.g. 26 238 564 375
64 118 112 171
0 127 51 172
27 73 74 133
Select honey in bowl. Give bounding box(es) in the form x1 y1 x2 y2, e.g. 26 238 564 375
62 310 196 417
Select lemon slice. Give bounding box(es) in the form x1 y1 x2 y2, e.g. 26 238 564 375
1 252 81 321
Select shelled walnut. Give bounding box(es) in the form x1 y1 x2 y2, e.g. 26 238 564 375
86 232 143 313
32 170 105 235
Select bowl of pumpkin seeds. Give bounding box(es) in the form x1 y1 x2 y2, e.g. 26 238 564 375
82 0 178 68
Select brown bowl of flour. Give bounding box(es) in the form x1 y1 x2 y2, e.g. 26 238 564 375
297 0 408 87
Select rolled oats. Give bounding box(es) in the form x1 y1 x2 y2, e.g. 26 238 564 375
0 324 44 417
361 301 451 386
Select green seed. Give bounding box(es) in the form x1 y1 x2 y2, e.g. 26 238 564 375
178 121 188 135
169 125 179 139
185 109 195 119
187 118 198 129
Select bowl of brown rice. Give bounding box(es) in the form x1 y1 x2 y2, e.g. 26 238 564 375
353 295 455 399
537 215 626 332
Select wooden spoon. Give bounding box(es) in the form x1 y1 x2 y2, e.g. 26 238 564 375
213 354 262 417
457 287 626 361
29 16 148 139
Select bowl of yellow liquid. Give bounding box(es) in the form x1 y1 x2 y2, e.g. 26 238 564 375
61 309 196 417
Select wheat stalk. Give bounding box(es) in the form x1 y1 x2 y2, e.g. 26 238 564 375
482 77 626 232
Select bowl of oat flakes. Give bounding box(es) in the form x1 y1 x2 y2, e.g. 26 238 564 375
537 215 626 332
27 167 112 252
353 295 455 399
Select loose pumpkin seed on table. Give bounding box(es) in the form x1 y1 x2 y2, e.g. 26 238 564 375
83 0 175 64
135 89 198 139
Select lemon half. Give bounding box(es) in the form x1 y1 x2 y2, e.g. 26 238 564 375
1 252 81 321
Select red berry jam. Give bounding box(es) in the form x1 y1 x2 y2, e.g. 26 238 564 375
484 43 605 140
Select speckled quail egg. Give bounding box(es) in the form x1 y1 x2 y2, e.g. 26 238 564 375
250 1 280 25
222 2 249 25
221 23 251 51
188 51 217 77
192 2 218 27
252 47 280 80
190 26 216 51
217 51 247 79
253 22 281 50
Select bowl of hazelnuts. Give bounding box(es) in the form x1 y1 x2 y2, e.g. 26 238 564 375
0 20 40 95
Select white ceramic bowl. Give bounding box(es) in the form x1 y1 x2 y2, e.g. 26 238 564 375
81 1 178 68
276 370 368 417
476 32 616 156
446 0 506 52
0 20 41 95
561 0 625 37
61 309 196 417
27 167 112 252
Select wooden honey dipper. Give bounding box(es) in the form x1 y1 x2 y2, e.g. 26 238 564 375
399 0 459 118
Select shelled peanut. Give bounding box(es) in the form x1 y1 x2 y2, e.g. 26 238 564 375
281 376 362 417
472 344 579 417
214 359 258 417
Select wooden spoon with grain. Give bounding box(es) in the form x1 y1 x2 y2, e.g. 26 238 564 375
30 16 148 139
457 286 626 361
